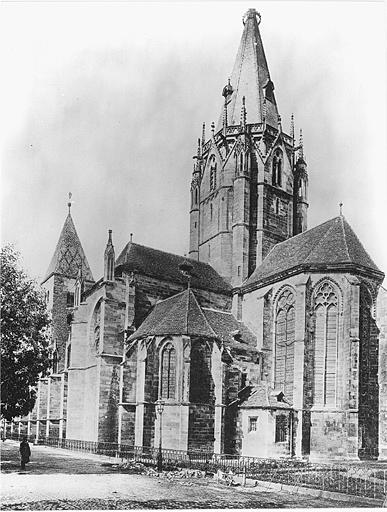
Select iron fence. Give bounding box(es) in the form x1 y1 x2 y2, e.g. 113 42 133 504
6 432 386 501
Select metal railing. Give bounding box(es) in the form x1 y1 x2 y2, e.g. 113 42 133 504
6 433 386 501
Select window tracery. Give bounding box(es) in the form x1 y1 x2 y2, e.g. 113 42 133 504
274 288 295 399
313 281 339 407
160 342 176 400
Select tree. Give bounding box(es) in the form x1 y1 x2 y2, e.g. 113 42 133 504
1 244 51 421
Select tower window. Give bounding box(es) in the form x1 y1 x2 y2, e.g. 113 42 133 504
272 148 283 186
195 189 198 204
210 203 213 221
275 198 280 215
160 342 176 400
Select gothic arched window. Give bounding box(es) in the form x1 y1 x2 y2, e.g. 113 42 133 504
274 288 295 399
161 342 176 400
195 188 198 205
313 281 339 407
272 149 283 186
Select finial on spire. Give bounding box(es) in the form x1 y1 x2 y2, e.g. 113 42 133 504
290 114 295 143
339 202 343 216
108 229 113 243
243 8 261 26
130 233 133 243
277 114 282 131
211 121 215 136
197 138 201 159
67 192 73 214
240 96 247 131
201 123 206 148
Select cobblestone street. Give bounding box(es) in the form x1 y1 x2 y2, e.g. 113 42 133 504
0 441 376 509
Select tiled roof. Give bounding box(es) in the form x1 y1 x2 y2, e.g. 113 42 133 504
239 385 291 409
243 216 383 290
129 289 258 356
129 289 216 340
43 213 94 283
116 242 231 295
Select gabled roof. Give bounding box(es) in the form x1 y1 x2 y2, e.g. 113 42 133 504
243 216 383 291
43 213 94 284
116 242 231 295
217 9 279 129
129 289 258 356
239 385 291 409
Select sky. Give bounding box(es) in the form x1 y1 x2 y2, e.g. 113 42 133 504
1 1 386 285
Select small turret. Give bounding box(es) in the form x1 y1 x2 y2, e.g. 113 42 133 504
293 129 309 235
104 229 115 282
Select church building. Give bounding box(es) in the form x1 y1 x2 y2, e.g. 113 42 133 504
8 8 386 461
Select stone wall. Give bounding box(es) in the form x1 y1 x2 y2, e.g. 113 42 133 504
377 287 387 459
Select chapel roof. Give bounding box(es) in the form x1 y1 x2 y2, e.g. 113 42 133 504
129 288 258 355
239 385 292 409
216 8 279 130
243 216 383 291
43 212 94 284
116 242 231 295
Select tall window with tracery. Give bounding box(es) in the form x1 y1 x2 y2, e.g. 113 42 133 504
274 288 295 399
160 342 176 400
313 282 338 407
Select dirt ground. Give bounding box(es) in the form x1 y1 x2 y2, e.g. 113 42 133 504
0 440 378 509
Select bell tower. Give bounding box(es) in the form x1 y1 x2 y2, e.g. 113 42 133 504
188 8 309 286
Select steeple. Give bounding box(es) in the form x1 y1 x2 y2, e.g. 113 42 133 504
43 203 94 284
217 8 279 130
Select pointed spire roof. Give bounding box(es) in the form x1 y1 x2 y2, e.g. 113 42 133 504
243 216 384 290
43 212 94 284
217 9 279 130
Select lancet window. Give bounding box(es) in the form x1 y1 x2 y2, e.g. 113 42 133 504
160 342 176 400
274 288 295 399
272 149 283 186
313 281 339 407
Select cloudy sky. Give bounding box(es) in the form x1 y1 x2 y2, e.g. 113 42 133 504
1 1 386 284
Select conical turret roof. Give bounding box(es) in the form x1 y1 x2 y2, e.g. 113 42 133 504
43 212 94 283
217 8 279 130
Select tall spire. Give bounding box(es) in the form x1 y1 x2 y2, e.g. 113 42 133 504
217 8 279 130
104 229 115 282
43 202 94 284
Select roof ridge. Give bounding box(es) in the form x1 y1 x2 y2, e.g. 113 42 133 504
189 290 217 337
202 307 232 315
339 216 351 261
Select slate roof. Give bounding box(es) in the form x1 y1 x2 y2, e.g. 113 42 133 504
116 242 231 295
239 385 292 409
43 213 94 283
129 289 258 356
216 8 278 130
243 216 383 291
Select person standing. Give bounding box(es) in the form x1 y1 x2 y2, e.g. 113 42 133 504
19 437 31 470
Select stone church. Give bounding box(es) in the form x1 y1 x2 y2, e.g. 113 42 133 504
8 8 387 461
